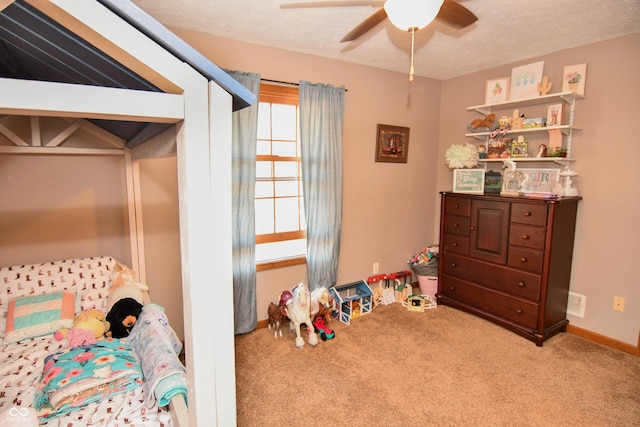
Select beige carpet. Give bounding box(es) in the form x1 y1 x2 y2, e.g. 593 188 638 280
235 303 640 427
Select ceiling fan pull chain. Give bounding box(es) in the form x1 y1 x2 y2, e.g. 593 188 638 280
409 26 416 82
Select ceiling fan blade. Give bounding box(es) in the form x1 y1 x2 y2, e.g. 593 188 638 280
437 0 478 29
280 1 384 9
340 8 388 42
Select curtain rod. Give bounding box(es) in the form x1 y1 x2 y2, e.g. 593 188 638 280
260 78 347 91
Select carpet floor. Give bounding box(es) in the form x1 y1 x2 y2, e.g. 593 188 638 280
235 302 640 426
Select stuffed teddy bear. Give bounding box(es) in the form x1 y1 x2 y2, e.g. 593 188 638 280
106 297 143 338
107 263 148 312
54 308 110 347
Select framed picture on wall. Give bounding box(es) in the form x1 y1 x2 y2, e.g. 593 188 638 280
485 77 510 104
509 61 544 100
375 124 410 163
562 63 587 95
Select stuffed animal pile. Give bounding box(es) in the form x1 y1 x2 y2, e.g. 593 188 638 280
55 308 110 347
105 263 147 338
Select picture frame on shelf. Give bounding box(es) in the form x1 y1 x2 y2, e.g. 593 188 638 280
509 61 544 100
453 169 485 194
562 63 587 95
484 171 502 194
375 124 410 163
485 77 510 104
518 168 561 194
546 103 565 127
510 140 528 158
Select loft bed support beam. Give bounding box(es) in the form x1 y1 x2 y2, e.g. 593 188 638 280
0 78 184 123
125 149 146 284
30 117 40 146
0 115 126 155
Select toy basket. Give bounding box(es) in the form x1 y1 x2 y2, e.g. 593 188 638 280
410 257 438 277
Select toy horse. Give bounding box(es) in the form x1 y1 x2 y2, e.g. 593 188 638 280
267 302 283 339
310 287 331 322
285 283 318 348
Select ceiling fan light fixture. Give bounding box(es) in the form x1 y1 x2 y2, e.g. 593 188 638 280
383 0 445 31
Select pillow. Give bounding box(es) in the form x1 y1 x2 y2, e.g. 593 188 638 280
4 291 75 344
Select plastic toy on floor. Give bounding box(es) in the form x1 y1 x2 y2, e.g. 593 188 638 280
312 315 335 341
267 302 283 339
310 287 331 320
283 283 318 348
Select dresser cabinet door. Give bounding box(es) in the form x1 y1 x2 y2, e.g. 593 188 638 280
469 199 510 264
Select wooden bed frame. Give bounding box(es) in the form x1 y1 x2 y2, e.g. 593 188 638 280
0 1 255 425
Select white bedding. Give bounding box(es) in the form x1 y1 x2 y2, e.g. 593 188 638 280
0 256 174 426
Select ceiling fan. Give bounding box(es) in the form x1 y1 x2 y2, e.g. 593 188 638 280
281 0 478 80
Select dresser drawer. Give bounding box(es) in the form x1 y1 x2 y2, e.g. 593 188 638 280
444 214 470 236
440 275 538 329
508 247 544 274
442 233 469 256
441 254 541 300
509 224 546 250
444 196 471 216
511 203 547 226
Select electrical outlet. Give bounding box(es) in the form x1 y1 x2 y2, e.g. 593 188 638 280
613 296 625 312
373 262 379 274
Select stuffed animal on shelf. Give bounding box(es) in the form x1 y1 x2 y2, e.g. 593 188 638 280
489 115 512 138
106 297 143 338
54 308 110 347
467 113 498 133
107 263 148 312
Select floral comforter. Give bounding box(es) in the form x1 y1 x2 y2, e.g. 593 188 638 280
34 338 143 423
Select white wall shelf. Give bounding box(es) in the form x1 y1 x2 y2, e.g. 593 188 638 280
466 124 582 140
478 157 575 166
467 91 585 115
466 90 583 165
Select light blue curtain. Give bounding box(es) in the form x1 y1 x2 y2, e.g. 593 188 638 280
227 70 260 334
299 81 346 291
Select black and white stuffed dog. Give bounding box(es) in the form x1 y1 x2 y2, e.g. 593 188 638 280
106 297 143 338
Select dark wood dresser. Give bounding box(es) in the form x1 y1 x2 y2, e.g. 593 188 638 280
437 192 581 346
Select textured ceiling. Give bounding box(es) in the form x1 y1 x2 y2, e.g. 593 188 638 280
131 0 640 81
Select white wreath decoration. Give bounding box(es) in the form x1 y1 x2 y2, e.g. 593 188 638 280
445 143 478 169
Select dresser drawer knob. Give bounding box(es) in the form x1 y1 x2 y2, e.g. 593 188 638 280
524 212 532 217
454 203 460 208
450 286 456 291
453 223 459 228
451 263 457 268
470 226 476 231
517 281 525 288
521 234 529 240
520 257 527 263
452 242 458 247
516 309 523 315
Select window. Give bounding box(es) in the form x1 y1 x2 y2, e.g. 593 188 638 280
255 83 306 270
